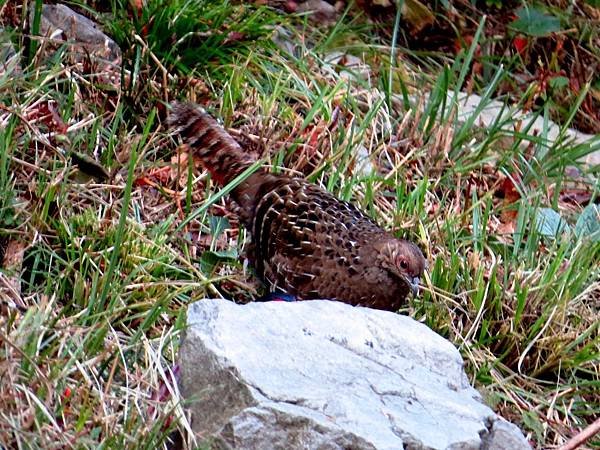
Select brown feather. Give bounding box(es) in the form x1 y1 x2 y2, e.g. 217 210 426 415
167 102 254 185
169 102 426 311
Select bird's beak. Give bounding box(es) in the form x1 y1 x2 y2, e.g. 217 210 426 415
410 277 420 296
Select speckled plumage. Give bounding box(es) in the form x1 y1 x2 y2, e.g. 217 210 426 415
169 102 426 311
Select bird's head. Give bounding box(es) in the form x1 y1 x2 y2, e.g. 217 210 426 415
374 238 427 296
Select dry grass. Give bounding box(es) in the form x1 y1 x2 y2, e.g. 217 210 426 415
0 1 599 448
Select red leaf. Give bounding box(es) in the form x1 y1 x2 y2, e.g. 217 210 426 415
513 36 528 56
147 166 172 184
500 176 521 203
27 101 68 133
134 176 154 187
498 175 521 226
62 387 72 400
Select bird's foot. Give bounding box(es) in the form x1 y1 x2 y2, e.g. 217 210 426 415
255 292 297 302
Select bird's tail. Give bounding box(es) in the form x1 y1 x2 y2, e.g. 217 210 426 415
168 102 255 185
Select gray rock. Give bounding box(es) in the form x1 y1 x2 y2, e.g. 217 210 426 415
482 418 532 450
324 52 371 82
179 299 531 449
33 4 121 87
296 0 338 23
37 4 120 62
450 92 599 176
271 26 299 57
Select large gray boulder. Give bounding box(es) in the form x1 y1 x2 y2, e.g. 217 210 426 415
179 299 531 450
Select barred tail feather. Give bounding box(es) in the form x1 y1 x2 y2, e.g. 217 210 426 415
168 102 254 185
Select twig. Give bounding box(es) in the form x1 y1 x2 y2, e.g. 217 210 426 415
558 417 600 450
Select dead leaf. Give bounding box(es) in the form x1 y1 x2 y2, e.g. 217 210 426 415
0 239 26 308
402 0 435 34
26 101 68 134
496 174 521 235
70 152 109 181
224 31 245 45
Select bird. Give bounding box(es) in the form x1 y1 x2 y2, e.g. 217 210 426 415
168 101 426 311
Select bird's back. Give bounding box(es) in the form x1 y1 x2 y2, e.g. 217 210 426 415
231 174 411 309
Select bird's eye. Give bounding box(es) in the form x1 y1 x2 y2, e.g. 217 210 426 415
399 259 409 270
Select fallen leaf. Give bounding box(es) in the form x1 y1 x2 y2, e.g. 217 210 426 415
497 220 516 237
147 166 172 184
497 175 521 231
559 188 592 205
134 176 155 187
513 36 528 55
70 152 109 181
574 204 600 242
535 207 571 237
224 31 245 44
26 101 68 134
402 0 435 34
0 238 26 308
510 6 561 37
